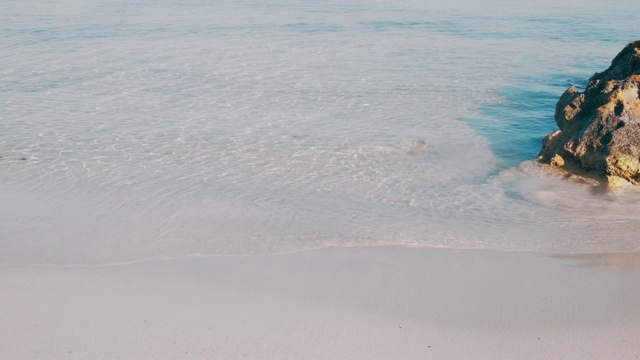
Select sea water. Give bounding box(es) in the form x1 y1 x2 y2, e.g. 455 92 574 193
2 0 640 264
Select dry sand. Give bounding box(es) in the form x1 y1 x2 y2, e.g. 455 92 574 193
1 246 639 359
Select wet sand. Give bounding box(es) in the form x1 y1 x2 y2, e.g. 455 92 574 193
1 246 639 359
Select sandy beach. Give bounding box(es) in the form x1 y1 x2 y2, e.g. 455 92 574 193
1 246 638 359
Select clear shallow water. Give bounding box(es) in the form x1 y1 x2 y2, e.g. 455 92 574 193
2 0 640 264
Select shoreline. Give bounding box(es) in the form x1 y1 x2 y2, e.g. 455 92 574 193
3 243 640 268
1 246 639 359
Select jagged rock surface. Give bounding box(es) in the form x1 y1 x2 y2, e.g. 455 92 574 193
538 41 640 186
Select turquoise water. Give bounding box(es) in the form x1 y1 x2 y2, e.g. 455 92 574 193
2 0 640 264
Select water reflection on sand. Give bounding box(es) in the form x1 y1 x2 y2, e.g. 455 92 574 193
555 252 640 272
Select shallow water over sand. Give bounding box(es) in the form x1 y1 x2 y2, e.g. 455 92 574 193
2 0 640 264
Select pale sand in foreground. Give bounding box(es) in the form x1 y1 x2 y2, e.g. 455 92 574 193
1 247 639 359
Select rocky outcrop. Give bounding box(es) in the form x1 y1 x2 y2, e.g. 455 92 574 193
538 41 640 186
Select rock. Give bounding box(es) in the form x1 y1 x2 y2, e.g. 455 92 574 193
538 41 640 186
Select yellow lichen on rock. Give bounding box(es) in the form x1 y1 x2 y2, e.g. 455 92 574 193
550 154 565 167
606 175 631 189
607 152 640 181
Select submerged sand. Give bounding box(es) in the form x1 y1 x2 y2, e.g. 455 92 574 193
1 247 639 359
